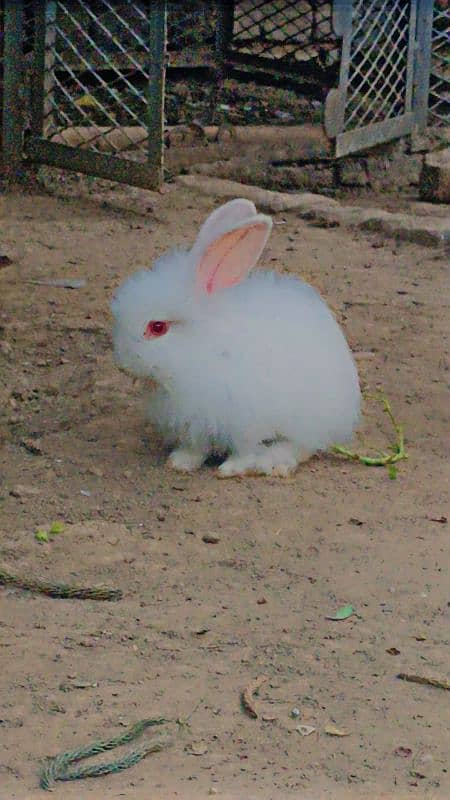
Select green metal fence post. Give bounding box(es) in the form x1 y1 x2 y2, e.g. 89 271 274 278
2 0 25 183
29 1 46 137
44 2 58 136
213 1 235 124
413 0 434 133
147 0 167 190
216 1 234 63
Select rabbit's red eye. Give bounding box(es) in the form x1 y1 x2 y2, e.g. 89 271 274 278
144 320 170 339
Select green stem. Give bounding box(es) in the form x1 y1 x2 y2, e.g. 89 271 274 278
332 395 407 468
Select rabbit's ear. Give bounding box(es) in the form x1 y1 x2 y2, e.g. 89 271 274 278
196 214 272 295
193 198 258 255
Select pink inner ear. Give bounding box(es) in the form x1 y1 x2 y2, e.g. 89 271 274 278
197 223 269 295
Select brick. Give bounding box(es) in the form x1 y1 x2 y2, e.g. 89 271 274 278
419 149 450 203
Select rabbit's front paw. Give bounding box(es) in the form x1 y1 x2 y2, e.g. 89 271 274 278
168 448 206 473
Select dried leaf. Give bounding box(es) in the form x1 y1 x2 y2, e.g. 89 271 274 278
59 681 97 692
324 724 350 737
202 534 220 544
326 604 354 621
386 647 401 656
21 438 42 455
428 515 447 524
241 675 268 719
186 742 208 756
296 724 316 736
397 672 450 691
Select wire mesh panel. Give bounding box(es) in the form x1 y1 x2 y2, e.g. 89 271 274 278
163 1 338 129
228 1 339 85
20 0 167 188
43 1 151 148
325 0 422 157
429 1 449 126
343 1 416 130
232 1 337 59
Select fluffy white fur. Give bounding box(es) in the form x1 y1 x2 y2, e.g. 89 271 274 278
111 199 360 476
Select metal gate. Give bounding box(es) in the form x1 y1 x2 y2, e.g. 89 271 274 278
324 0 434 157
1 0 167 188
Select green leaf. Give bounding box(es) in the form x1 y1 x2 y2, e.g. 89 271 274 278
49 521 65 535
388 464 397 480
326 604 355 621
35 530 49 543
74 94 99 108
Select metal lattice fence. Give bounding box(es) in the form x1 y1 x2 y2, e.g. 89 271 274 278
0 1 444 188
44 1 155 149
324 0 434 157
230 1 339 70
46 0 223 148
42 0 338 152
343 0 415 130
429 1 449 126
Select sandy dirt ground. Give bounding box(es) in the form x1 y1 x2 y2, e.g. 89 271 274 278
0 178 449 800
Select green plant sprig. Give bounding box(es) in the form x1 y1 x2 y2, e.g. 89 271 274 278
332 395 407 472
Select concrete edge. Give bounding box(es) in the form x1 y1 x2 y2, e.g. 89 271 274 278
175 175 450 248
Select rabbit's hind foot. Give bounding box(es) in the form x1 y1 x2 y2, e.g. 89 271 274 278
218 442 309 478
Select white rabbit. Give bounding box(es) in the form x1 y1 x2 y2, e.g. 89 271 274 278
111 198 360 477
